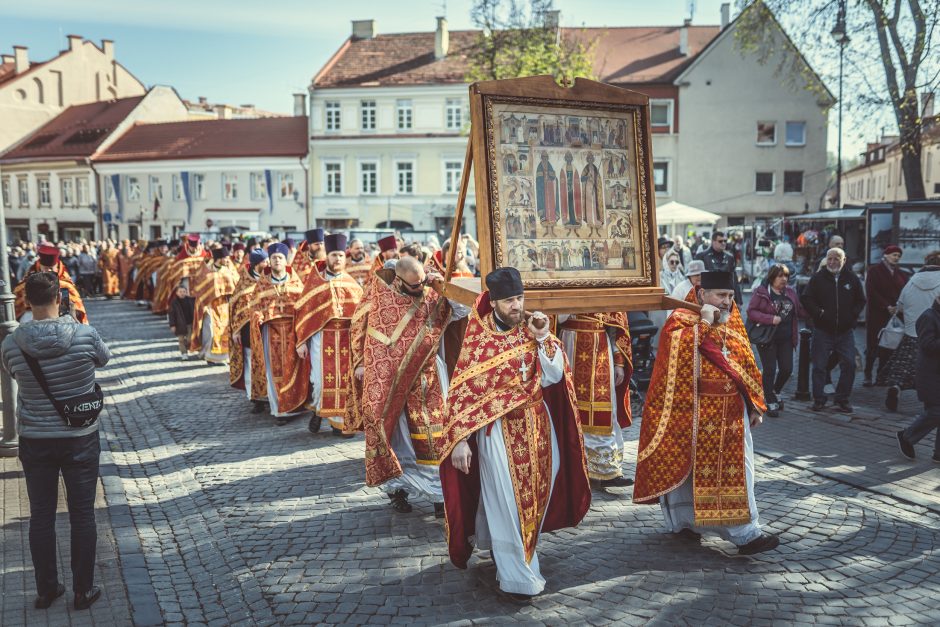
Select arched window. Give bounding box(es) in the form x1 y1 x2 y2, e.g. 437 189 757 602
32 77 44 104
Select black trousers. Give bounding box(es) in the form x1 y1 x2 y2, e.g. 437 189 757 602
18 431 100 596
756 335 794 405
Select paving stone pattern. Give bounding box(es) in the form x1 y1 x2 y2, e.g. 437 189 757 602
3 299 940 625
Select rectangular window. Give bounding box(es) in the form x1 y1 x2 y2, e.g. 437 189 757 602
783 170 804 194
755 171 775 193
756 122 776 145
127 176 141 201
325 101 341 132
172 174 184 201
396 99 413 130
653 162 669 194
279 173 295 199
325 162 342 195
927 152 933 182
396 161 414 194
38 178 50 206
1 178 9 208
18 178 29 206
650 101 672 129
149 175 163 201
193 173 206 200
446 98 463 130
250 172 267 200
359 162 378 195
222 173 238 200
785 121 806 146
444 161 462 194
360 100 376 131
61 178 74 206
77 177 89 205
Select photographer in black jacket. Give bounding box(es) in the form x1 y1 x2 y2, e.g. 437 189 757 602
800 248 866 413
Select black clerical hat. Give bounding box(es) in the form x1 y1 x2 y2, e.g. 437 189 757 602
485 267 524 301
701 271 733 290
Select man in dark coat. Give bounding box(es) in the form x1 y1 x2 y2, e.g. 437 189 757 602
695 230 742 305
896 293 940 462
801 248 866 413
864 245 909 386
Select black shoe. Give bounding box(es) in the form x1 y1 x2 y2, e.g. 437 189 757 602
35 584 65 609
738 532 780 555
675 528 701 542
834 401 853 414
776 400 785 411
74 587 101 610
251 401 266 414
811 399 827 411
506 592 534 601
603 476 635 487
308 415 322 434
933 453 940 464
897 431 916 460
434 502 446 519
275 417 289 426
886 386 900 411
331 427 354 439
388 489 412 513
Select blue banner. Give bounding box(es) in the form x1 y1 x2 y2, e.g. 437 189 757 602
264 169 273 215
181 171 192 226
110 174 124 222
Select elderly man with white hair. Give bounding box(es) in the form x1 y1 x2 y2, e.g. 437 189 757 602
800 247 867 413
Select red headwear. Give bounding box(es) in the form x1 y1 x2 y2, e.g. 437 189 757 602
378 235 397 253
37 244 60 267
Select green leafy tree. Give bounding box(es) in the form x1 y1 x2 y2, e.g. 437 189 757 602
468 0 597 85
735 0 940 201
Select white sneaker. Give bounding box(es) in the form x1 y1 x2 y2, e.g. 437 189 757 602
823 384 836 395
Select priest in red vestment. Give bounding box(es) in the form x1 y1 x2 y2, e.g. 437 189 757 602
633 271 779 555
155 234 209 315
292 228 325 281
345 238 372 286
354 256 452 517
250 242 310 424
439 267 590 598
14 244 87 324
230 249 269 413
295 234 363 436
189 247 239 365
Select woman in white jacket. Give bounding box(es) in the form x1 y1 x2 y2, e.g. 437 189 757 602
881 250 940 410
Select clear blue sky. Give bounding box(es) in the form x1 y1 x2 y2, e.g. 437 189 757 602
1 1 867 155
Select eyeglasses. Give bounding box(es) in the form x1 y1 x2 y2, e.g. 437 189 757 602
396 275 428 290
668 260 680 265
714 239 727 244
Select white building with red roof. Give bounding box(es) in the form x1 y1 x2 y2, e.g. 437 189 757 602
308 4 832 235
93 115 309 241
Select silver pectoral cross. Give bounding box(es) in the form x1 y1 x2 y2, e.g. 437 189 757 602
721 343 731 359
519 358 531 382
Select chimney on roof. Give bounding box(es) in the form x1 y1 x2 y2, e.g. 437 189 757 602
679 19 691 56
293 93 307 117
720 3 731 30
102 39 114 63
435 17 450 60
216 104 232 120
198 96 207 105
67 35 83 52
13 46 28 74
352 19 375 40
922 92 935 119
1 54 13 65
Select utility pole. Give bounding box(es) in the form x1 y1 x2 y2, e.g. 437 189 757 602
0 164 19 457
831 0 850 208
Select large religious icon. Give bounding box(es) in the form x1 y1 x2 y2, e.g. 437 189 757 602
469 76 657 303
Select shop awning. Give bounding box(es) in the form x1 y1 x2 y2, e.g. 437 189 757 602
655 201 721 226
789 208 866 220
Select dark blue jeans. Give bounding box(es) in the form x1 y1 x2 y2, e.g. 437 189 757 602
756 335 794 405
811 328 857 403
18 431 100 596
903 404 940 456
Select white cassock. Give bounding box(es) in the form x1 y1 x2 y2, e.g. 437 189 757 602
384 302 469 503
242 347 252 400
199 309 227 364
558 319 624 480
659 408 762 546
473 338 565 596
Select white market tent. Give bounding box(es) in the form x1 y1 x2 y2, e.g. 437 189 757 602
655 201 722 227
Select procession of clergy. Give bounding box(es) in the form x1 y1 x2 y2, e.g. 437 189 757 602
16 231 780 599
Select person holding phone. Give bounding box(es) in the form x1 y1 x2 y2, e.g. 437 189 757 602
13 244 87 324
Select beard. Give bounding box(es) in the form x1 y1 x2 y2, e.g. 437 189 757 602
350 252 365 262
718 309 731 324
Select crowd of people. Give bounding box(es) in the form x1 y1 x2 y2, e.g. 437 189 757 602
7 221 939 609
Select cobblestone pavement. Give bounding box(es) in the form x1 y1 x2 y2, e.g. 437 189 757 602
2 299 940 625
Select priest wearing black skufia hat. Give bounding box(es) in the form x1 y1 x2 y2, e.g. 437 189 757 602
438 266 590 599
632 269 778 556
293 228 326 280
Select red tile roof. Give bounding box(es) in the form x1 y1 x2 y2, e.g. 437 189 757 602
312 25 722 89
0 95 144 162
94 117 309 162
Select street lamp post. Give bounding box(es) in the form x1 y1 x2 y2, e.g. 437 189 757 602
0 165 19 456
831 0 850 208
